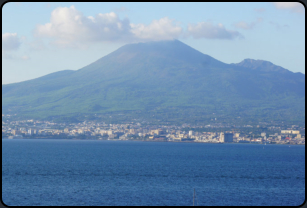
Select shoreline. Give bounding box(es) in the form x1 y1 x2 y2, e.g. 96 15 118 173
2 137 305 145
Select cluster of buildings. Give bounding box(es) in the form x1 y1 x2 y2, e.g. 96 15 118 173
2 117 305 145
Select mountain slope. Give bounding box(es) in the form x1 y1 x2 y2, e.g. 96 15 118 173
2 40 305 124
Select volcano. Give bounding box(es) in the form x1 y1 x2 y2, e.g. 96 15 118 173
2 40 305 124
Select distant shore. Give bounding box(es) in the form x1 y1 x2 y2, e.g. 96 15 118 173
2 137 304 145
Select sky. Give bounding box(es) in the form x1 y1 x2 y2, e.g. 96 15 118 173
2 2 305 84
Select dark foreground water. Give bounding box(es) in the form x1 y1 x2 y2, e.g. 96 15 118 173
2 139 305 206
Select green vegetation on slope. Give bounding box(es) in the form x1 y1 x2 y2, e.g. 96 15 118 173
2 40 305 125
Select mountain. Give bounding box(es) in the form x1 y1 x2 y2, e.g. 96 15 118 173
233 59 296 74
2 40 305 124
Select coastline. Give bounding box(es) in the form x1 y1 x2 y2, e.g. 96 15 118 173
2 137 304 145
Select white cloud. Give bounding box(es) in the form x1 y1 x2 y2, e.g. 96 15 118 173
272 2 305 13
187 22 243 39
34 5 244 48
34 6 133 48
234 18 263 30
130 17 182 41
2 33 25 60
35 6 184 47
2 33 21 51
2 33 30 60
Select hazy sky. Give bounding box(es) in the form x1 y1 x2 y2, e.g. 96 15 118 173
2 2 305 84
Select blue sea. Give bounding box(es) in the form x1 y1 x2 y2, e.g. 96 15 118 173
2 139 305 206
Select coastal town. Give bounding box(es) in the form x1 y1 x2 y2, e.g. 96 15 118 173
2 114 305 145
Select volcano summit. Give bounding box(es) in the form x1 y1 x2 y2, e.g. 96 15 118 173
2 40 305 124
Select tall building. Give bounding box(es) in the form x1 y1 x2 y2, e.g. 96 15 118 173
11 130 21 135
28 128 35 135
220 132 224 142
224 133 233 142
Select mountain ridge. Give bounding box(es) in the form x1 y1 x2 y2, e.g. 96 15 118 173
233 58 291 74
2 40 305 124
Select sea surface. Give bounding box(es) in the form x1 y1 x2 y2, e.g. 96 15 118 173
2 139 305 206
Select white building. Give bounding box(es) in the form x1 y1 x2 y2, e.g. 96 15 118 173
220 132 224 143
